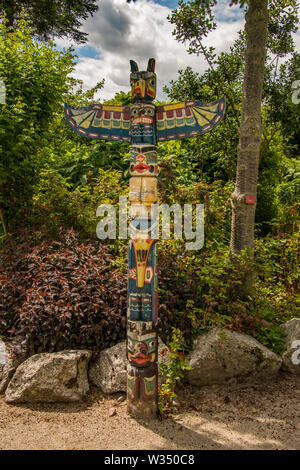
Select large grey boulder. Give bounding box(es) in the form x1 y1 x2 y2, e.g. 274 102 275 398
89 339 169 394
186 328 282 386
280 318 300 374
0 339 6 375
5 350 91 403
0 340 21 394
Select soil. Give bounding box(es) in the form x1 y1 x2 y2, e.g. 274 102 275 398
0 371 299 450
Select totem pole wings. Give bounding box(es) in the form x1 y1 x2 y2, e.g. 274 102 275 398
155 98 226 142
64 103 131 142
64 97 225 143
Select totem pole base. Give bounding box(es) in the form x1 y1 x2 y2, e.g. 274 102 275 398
126 363 158 419
127 398 158 420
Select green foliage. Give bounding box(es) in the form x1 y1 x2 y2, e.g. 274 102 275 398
158 328 192 414
0 0 98 43
0 1 298 383
104 91 133 107
264 52 300 157
44 140 130 189
169 0 299 64
0 15 75 230
31 168 127 239
156 175 298 355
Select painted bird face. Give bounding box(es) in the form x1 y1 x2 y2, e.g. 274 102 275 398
127 333 157 367
130 146 158 176
130 58 156 101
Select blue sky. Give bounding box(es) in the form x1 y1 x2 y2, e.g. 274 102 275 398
155 0 179 8
55 0 298 101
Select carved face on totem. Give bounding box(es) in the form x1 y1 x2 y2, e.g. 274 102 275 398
130 145 158 176
127 321 157 367
130 102 156 145
130 58 156 102
127 332 157 367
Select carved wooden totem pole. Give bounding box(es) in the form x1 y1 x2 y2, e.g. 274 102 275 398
64 58 225 418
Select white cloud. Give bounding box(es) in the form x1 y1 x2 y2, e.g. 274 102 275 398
57 0 245 100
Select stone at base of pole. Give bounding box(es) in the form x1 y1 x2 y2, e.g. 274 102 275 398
126 363 158 419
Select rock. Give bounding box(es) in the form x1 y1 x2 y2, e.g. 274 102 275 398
88 338 169 394
0 340 22 394
117 395 126 403
186 328 282 386
109 407 117 417
89 342 126 394
5 350 91 403
0 339 6 376
280 318 300 374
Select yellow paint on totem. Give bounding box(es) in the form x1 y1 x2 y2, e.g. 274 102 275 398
134 238 152 288
143 376 156 396
102 105 125 112
72 112 93 128
164 103 185 111
133 80 146 99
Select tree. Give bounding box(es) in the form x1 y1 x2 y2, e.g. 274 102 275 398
168 0 298 256
230 0 268 255
0 0 98 43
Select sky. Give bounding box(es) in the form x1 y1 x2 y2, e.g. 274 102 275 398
55 0 299 101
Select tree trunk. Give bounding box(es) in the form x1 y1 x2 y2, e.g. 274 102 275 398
230 0 268 256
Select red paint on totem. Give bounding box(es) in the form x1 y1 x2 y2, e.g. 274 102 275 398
131 353 151 365
146 89 155 98
133 162 151 173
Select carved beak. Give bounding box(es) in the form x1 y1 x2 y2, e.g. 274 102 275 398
132 79 146 99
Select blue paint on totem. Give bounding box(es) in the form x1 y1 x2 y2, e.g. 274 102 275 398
128 239 157 322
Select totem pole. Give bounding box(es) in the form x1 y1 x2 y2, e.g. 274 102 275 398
64 58 225 418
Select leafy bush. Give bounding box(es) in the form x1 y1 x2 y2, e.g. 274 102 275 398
31 168 127 240
0 16 75 230
0 229 127 358
158 328 192 414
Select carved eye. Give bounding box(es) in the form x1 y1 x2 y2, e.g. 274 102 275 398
149 341 155 348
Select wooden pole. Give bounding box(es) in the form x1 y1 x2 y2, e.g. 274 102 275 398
126 59 158 418
63 57 226 420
